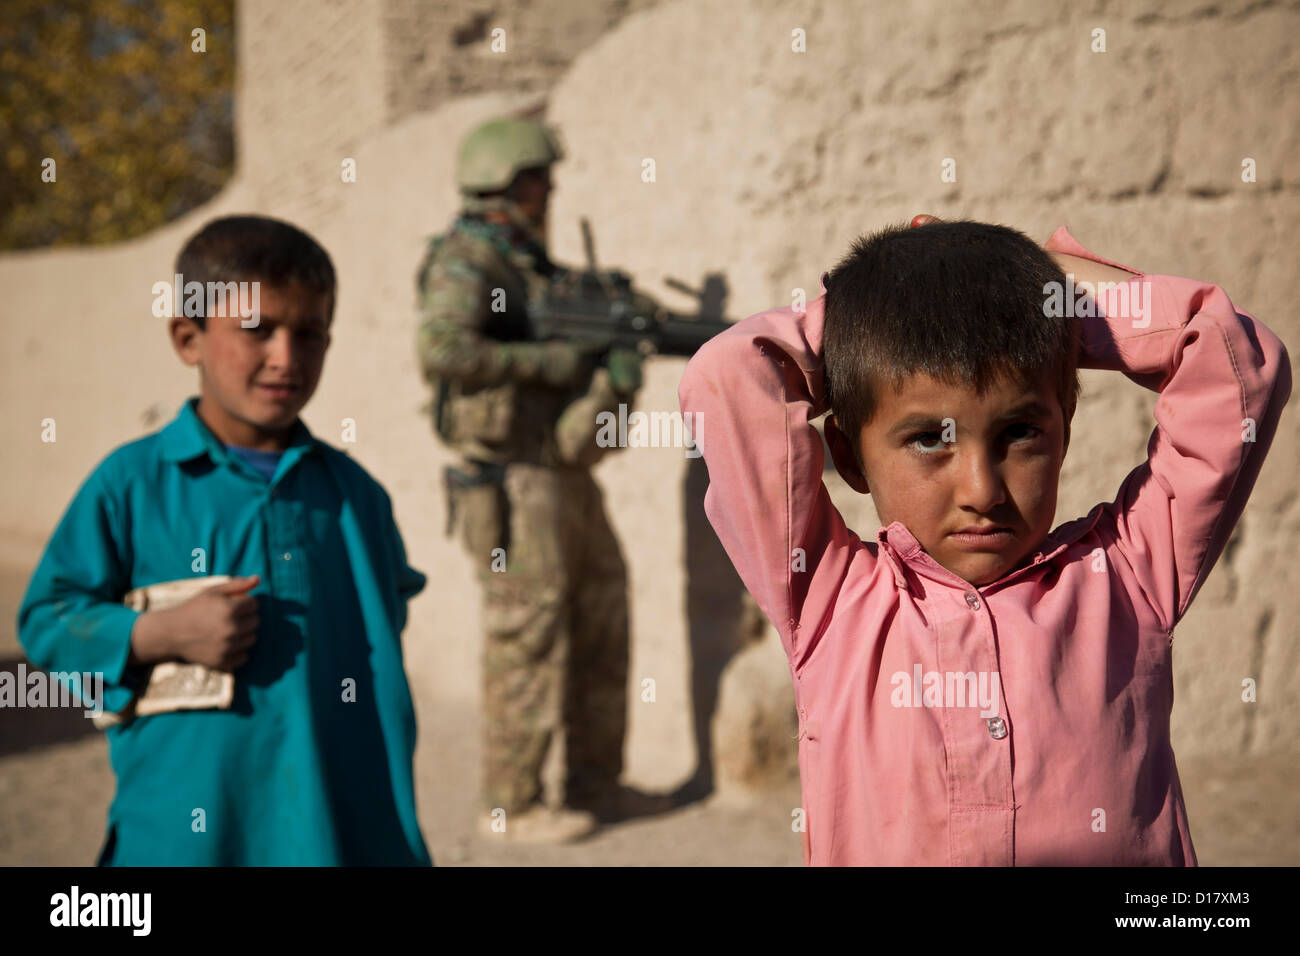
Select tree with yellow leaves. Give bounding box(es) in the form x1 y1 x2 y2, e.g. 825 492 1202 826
0 0 234 249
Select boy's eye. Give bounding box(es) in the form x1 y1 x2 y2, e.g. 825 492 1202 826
1006 423 1043 442
907 424 1042 455
908 431 947 454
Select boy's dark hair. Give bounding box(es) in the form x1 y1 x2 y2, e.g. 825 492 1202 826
822 220 1080 466
175 215 336 328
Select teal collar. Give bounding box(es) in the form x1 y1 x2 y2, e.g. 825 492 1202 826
159 397 319 482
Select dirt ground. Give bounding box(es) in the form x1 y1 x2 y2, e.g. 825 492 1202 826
2 563 1296 867
3 702 1298 867
0 705 805 867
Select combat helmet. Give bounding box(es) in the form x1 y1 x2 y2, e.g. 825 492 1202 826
457 117 563 195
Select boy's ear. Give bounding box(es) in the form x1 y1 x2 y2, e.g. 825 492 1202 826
825 414 870 494
1061 399 1075 459
168 315 203 367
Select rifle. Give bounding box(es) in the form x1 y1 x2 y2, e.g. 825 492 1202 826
528 219 733 357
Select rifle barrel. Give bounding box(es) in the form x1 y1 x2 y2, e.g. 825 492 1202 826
652 315 733 357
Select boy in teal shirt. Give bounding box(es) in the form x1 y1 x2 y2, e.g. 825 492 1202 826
18 215 432 865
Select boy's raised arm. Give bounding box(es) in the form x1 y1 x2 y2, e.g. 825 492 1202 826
1047 227 1292 632
678 287 863 670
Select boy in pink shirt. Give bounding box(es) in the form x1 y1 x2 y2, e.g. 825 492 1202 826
677 217 1291 865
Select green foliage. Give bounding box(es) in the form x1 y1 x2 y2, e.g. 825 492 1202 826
0 0 234 250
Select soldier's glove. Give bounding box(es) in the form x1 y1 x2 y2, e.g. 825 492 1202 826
539 341 601 388
604 348 644 395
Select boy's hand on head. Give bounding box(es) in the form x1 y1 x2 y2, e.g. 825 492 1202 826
909 213 1136 285
130 575 261 672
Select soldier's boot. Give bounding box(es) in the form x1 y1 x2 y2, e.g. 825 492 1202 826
477 804 598 844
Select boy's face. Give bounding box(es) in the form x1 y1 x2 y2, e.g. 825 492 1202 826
170 281 332 451
843 369 1066 587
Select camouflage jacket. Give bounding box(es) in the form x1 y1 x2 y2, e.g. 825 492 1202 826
416 201 631 468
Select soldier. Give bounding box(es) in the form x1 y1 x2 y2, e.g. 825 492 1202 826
416 116 663 844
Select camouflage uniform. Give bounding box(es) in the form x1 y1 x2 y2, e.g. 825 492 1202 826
416 132 640 816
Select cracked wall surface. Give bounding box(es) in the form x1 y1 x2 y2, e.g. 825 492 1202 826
0 0 1295 801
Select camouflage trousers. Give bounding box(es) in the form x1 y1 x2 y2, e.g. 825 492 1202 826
453 461 630 815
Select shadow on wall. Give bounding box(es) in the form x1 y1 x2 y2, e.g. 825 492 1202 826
676 455 751 802
670 270 780 803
